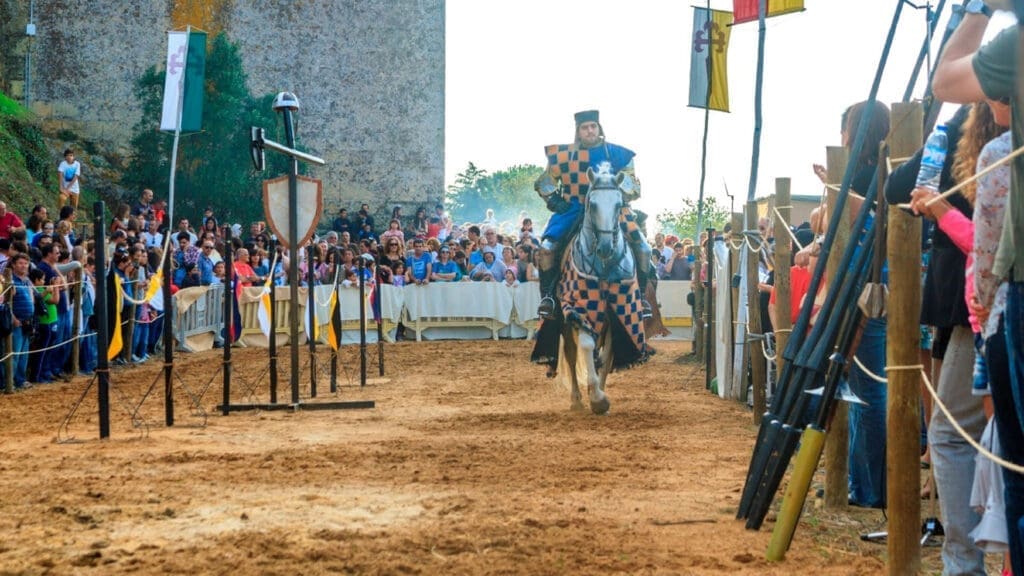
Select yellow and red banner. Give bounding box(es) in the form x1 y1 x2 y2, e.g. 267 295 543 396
732 0 804 25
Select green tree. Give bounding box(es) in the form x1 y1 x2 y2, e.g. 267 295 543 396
123 33 296 227
446 162 546 225
655 196 730 240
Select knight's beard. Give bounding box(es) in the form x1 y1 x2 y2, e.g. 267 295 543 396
580 134 603 148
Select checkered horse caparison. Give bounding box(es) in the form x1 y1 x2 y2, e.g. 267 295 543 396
559 248 647 365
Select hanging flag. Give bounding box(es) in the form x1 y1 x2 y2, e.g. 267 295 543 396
144 268 163 303
688 8 734 112
160 29 207 132
107 274 124 361
257 286 274 338
732 0 804 25
326 290 340 351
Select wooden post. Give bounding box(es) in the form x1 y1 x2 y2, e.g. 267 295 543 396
823 145 850 510
887 101 923 576
747 200 767 425
730 211 744 402
773 179 792 378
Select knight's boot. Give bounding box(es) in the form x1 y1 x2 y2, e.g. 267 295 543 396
637 271 653 319
537 268 560 320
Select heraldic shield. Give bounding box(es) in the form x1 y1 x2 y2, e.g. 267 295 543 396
262 175 324 249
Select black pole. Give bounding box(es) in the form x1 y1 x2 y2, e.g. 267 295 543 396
284 108 300 406
376 264 384 377
737 0 906 521
222 228 233 416
330 246 340 394
269 249 278 404
93 202 110 439
163 227 174 426
358 256 367 388
307 244 317 398
746 0 767 204
902 0 946 103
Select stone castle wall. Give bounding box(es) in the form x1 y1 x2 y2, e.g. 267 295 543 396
2 0 445 216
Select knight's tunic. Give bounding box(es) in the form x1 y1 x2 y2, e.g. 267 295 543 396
541 142 637 242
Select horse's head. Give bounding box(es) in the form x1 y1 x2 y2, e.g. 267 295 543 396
585 163 625 262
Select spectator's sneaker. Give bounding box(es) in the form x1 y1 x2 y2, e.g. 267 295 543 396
538 296 557 320
131 354 146 364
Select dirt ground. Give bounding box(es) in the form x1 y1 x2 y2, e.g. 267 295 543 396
1 339 947 575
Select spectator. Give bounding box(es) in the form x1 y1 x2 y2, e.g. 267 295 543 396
110 203 131 235
380 219 405 247
503 268 520 287
233 247 261 287
379 236 405 273
470 250 506 282
142 218 163 249
405 239 432 286
0 201 24 240
452 250 469 278
169 217 198 245
481 227 501 257
481 208 498 229
131 188 154 217
196 240 216 285
426 216 443 240
431 245 461 282
391 261 407 287
57 148 83 210
25 204 48 245
500 245 516 272
29 267 59 383
356 203 375 231
79 254 97 375
514 244 537 283
332 208 353 236
664 242 693 280
9 253 35 389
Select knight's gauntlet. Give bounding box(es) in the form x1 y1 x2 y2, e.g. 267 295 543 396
535 171 558 199
619 170 641 203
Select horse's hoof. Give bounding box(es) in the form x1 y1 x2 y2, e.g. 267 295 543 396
590 397 610 415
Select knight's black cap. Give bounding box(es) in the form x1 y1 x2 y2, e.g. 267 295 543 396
574 109 599 126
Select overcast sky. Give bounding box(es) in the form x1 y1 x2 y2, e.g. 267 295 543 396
445 0 1015 224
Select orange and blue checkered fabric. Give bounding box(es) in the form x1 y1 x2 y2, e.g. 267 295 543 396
544 144 591 201
559 251 646 359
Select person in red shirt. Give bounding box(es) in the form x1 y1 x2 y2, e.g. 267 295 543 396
232 247 261 287
769 228 817 327
0 201 25 240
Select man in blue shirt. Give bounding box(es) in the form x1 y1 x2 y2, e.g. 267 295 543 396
406 238 433 286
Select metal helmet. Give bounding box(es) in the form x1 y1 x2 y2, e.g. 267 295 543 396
272 91 300 111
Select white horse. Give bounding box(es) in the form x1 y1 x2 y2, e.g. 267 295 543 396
558 163 640 415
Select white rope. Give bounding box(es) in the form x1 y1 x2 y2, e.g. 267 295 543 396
848 355 1024 475
0 330 97 361
773 207 803 251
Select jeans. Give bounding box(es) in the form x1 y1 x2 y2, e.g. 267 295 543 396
847 317 887 507
929 325 986 575
132 321 149 359
11 324 30 386
31 322 57 381
999 282 1024 575
79 331 96 374
147 314 163 355
988 316 1024 576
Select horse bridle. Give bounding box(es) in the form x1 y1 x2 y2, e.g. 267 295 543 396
586 194 621 256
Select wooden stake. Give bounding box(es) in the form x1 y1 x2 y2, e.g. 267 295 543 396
823 145 850 511
773 179 792 378
887 101 923 576
747 201 768 425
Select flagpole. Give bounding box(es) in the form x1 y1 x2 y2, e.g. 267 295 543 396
746 0 767 204
694 0 712 243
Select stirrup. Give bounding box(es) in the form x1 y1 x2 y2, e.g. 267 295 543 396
538 295 557 319
641 299 653 319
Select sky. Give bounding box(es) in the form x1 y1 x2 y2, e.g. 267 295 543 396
445 0 1016 227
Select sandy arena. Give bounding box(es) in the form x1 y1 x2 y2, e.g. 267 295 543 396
0 339 947 574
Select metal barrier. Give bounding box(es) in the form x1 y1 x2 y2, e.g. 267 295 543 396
173 285 225 352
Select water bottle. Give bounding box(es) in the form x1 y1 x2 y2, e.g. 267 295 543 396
916 125 948 192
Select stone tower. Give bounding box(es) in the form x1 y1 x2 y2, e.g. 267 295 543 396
0 0 445 216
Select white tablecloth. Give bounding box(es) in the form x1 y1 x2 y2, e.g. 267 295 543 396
402 282 513 323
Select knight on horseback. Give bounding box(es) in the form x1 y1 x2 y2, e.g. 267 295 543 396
534 109 654 321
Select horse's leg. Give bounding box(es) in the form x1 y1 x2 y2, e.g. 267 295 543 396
577 329 607 415
563 328 584 412
593 321 614 415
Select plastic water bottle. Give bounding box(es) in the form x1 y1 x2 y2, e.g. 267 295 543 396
916 125 948 192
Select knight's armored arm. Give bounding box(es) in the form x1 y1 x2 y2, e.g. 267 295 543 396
618 160 641 203
535 170 571 213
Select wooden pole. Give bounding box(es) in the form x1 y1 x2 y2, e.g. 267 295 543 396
823 145 850 510
887 101 923 576
773 179 792 378
730 212 745 402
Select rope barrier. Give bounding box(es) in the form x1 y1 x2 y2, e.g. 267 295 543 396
848 355 1024 475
